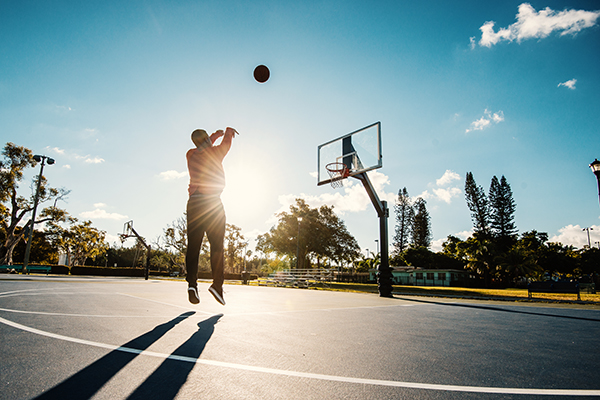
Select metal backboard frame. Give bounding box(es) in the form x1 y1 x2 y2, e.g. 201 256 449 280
317 122 382 186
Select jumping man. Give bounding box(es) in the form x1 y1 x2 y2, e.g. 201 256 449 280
186 127 238 305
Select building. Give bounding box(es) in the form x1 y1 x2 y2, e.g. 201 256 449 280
369 267 470 287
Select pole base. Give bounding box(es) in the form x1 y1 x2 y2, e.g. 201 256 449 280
377 268 394 298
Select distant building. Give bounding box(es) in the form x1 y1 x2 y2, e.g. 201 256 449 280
369 266 470 287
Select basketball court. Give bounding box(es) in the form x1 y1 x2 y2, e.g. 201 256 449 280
1 275 599 399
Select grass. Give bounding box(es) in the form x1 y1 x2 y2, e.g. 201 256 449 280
158 276 600 306
306 281 600 305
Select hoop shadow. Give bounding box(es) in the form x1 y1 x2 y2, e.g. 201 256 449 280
395 296 600 322
34 311 205 400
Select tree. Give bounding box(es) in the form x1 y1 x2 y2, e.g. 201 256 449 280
393 187 413 255
489 175 517 250
256 198 360 268
46 215 108 266
355 250 380 272
516 230 548 278
456 233 498 287
225 223 246 273
442 235 463 257
317 204 360 266
0 142 69 264
69 221 108 266
411 198 431 248
464 172 490 236
402 246 435 267
159 214 190 272
578 248 600 277
12 228 59 265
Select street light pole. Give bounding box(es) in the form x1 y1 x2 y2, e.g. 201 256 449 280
296 217 302 269
583 227 593 248
590 159 600 207
22 155 55 274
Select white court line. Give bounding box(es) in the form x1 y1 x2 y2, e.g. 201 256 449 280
0 307 182 318
0 291 202 318
0 287 418 318
222 303 419 317
1 316 598 396
0 286 73 297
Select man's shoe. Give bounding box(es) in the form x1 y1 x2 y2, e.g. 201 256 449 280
208 285 225 305
188 287 200 304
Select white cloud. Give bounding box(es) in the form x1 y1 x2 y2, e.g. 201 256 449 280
75 154 105 164
549 224 600 249
417 171 462 204
403 171 463 207
84 156 105 164
436 170 461 186
55 105 72 112
417 190 432 201
558 79 577 90
80 209 128 220
105 233 122 245
158 170 188 180
432 187 462 204
431 230 474 252
478 3 600 47
466 109 504 133
431 238 446 252
243 228 264 244
93 202 107 208
454 230 475 240
45 146 65 155
62 164 71 169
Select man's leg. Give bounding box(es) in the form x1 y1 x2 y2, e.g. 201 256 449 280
186 198 204 303
206 200 226 304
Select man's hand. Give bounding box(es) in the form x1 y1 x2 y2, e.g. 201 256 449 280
225 127 239 137
211 129 224 139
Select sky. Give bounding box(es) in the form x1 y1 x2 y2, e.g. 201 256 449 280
2 0 600 258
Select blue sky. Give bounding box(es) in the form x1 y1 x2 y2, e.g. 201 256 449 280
2 0 599 256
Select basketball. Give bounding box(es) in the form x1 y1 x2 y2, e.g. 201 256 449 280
253 65 270 83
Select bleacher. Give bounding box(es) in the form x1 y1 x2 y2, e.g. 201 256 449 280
0 265 51 275
258 269 333 289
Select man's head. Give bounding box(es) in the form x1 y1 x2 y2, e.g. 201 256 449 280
191 129 211 150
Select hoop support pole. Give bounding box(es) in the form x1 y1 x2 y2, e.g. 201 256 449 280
353 172 393 297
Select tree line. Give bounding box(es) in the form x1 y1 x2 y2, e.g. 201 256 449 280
390 173 600 287
0 142 359 276
2 141 598 286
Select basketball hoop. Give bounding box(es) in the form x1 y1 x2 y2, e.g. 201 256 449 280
326 162 349 188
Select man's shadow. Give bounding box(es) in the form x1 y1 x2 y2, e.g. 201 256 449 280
35 312 222 400
127 314 222 399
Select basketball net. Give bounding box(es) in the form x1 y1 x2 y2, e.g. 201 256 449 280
326 162 349 189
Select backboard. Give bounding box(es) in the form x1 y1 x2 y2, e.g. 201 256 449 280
122 220 134 237
317 122 382 186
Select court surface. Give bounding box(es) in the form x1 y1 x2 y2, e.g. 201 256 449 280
1 275 599 400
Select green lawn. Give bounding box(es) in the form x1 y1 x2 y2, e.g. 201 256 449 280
318 282 600 304
173 276 600 305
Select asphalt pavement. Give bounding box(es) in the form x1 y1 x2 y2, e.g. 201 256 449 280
1 275 599 399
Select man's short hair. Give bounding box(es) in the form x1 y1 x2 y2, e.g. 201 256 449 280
191 129 210 150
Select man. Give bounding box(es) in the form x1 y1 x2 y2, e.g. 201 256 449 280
186 127 238 305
